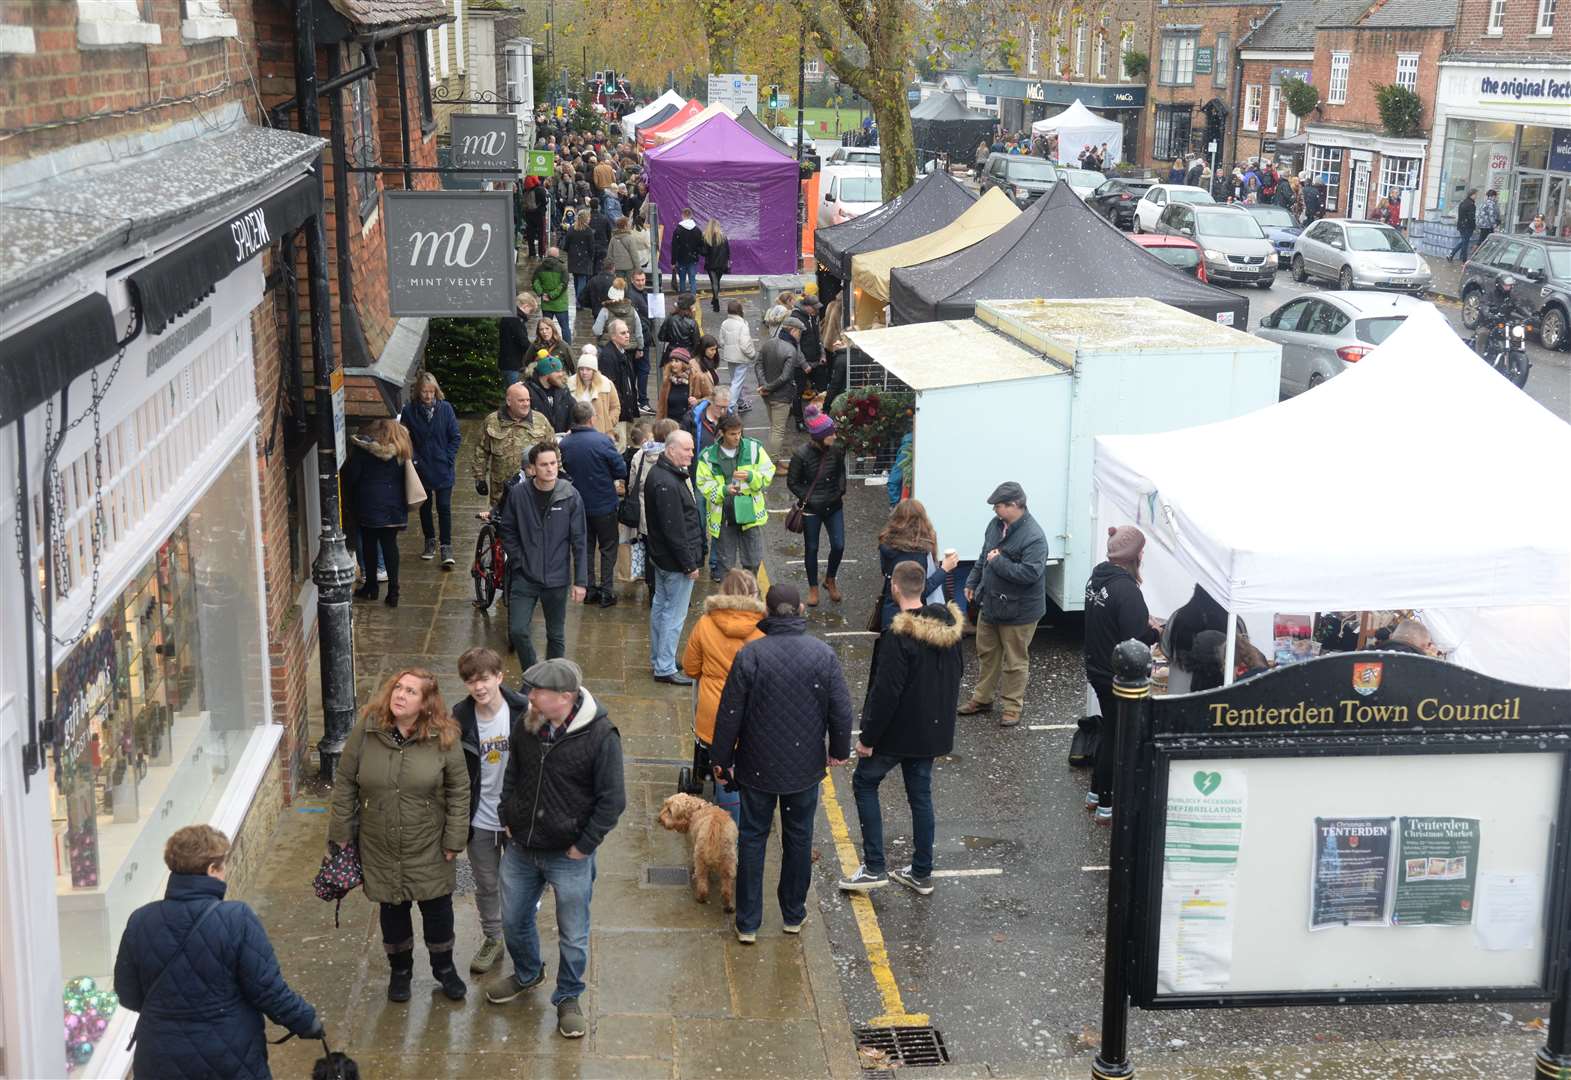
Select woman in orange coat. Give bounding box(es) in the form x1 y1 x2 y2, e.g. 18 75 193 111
681 568 765 822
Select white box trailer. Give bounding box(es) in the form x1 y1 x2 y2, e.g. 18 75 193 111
844 297 1281 613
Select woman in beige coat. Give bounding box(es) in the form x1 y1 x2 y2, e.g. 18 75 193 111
570 344 623 445
328 668 470 1004
608 216 652 277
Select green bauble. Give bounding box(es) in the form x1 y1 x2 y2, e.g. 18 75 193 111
62 994 85 1015
70 976 97 994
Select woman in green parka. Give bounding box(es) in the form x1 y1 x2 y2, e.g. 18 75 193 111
328 668 471 1003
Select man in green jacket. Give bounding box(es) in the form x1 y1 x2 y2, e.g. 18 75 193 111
694 412 775 580
532 246 572 345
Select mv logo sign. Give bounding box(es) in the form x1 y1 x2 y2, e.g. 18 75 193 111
451 113 519 181
384 191 516 317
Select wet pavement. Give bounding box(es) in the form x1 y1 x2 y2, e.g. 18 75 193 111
241 285 1553 1078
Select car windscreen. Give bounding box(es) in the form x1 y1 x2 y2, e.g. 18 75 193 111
1007 159 1057 182
1547 248 1571 278
1169 188 1215 205
1248 206 1296 228
1149 246 1201 271
1195 211 1266 239
838 176 882 202
1347 226 1415 253
1356 316 1408 345
1059 168 1104 187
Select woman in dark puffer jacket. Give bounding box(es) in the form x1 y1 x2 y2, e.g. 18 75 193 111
115 826 319 1080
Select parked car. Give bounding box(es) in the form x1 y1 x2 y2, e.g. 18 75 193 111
1288 219 1433 293
1052 166 1106 200
1244 203 1303 258
979 152 1058 206
1089 177 1157 229
1459 233 1571 350
1256 292 1437 397
1132 183 1214 233
1129 233 1209 282
816 167 882 228
1155 202 1276 288
827 145 881 168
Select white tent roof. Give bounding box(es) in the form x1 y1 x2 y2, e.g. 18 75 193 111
622 90 687 135
1094 306 1571 616
1031 99 1118 137
1030 99 1123 164
650 102 737 145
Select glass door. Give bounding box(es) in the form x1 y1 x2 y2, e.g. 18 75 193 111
1349 159 1370 220
1546 174 1568 237
1514 172 1545 232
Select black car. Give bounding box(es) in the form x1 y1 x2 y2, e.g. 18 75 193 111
978 152 1058 206
1088 177 1156 229
1460 233 1571 350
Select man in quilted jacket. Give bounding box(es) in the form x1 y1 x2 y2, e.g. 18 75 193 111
115 826 320 1079
711 585 854 944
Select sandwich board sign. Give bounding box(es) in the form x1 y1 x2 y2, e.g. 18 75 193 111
384 191 516 317
451 113 519 181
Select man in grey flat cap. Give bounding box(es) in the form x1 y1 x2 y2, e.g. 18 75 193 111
957 482 1049 727
488 658 625 1040
756 315 808 457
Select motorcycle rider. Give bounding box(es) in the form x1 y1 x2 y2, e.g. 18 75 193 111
1474 274 1529 382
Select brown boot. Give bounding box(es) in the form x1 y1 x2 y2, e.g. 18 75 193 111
806 585 820 607
823 577 842 603
957 699 992 716
998 712 1021 728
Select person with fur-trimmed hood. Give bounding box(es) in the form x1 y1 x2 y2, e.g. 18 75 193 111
838 560 964 898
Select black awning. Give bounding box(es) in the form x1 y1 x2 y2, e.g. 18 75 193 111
0 293 120 428
128 173 319 335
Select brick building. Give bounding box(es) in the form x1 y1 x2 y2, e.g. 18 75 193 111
0 1 454 1075
1297 0 1456 222
1144 1 1275 173
1235 1 1363 176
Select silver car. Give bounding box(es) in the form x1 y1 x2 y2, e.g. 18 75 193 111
1289 219 1434 292
1155 202 1277 288
1255 291 1437 396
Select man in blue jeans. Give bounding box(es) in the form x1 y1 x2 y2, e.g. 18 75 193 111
641 430 703 684
486 659 626 1040
838 561 964 896
711 585 854 942
495 442 588 673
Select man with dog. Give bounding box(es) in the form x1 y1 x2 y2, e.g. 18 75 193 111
486 659 625 1040
711 584 854 944
838 561 965 896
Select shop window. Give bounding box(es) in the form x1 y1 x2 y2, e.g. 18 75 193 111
1488 0 1506 33
1213 33 1229 88
1154 105 1193 161
1396 53 1419 92
1329 52 1350 105
1243 85 1262 131
53 446 266 1072
349 60 379 221
1266 84 1281 133
1158 32 1197 86
1310 145 1344 211
1438 117 1519 215
1538 0 1556 33
1518 126 1552 170
1379 155 1421 201
1120 22 1135 80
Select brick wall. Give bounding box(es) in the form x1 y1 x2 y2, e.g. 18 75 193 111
1310 27 1448 134
1145 2 1274 168
1453 0 1570 50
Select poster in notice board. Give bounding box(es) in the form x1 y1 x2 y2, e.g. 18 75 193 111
1392 816 1481 926
1310 816 1394 929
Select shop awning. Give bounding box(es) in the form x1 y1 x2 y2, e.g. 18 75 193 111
128 174 319 335
0 293 120 428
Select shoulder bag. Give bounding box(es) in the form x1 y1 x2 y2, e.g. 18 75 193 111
784 448 828 534
403 459 427 508
617 450 648 529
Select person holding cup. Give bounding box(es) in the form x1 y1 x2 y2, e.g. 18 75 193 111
694 412 776 579
874 499 958 632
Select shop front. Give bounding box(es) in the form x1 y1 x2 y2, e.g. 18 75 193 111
1421 60 1571 252
1301 126 1428 222
975 75 1146 165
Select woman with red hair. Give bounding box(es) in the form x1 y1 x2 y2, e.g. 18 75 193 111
328 669 470 1003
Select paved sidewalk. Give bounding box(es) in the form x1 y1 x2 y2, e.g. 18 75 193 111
248 434 860 1079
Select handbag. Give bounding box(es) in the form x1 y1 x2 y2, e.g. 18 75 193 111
313 842 364 928
617 451 647 529
403 459 427 509
784 447 830 534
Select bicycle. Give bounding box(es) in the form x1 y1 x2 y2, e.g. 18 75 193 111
471 511 507 611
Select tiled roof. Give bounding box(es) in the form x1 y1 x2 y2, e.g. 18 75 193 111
1244 0 1368 49
1352 0 1457 27
325 0 450 29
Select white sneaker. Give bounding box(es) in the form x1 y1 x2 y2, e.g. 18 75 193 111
735 927 756 944
376 568 389 583
837 865 888 892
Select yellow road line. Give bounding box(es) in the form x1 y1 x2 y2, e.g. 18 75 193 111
820 771 930 1028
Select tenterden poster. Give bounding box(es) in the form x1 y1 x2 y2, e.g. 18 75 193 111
1392 816 1481 927
1309 817 1394 929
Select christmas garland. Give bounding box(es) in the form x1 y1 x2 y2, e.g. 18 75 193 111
829 387 914 459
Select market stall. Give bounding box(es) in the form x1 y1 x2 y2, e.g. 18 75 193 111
849 186 1018 327
638 98 704 147
816 168 976 282
888 181 1249 327
1031 99 1123 165
649 102 737 145
736 107 794 156
1093 306 1571 688
622 90 687 136
911 91 995 163
644 112 800 275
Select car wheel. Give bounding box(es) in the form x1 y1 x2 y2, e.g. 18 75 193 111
1540 307 1568 351
1338 265 1355 291
1291 255 1308 283
1307 372 1325 390
1460 288 1483 330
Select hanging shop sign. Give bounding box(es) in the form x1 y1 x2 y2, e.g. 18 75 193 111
450 113 520 181
383 191 516 317
525 149 556 178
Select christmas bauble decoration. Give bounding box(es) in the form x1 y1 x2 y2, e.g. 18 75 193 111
70 976 97 994
62 993 84 1014
69 1039 96 1065
63 1012 82 1033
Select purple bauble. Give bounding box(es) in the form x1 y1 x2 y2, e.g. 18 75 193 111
63 1013 82 1033
88 1015 108 1037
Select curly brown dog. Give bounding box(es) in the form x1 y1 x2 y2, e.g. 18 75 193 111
657 793 738 912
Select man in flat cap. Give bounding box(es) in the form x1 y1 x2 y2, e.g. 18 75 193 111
489 659 625 1041
957 482 1049 727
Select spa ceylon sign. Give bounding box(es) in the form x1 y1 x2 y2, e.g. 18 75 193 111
384 190 516 317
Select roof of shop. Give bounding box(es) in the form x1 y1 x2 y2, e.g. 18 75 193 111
1243 0 1367 49
1356 0 1458 27
325 0 450 28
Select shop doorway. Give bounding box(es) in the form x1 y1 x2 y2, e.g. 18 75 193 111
1515 170 1570 235
1349 157 1371 220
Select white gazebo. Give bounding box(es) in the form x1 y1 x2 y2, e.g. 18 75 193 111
1031 99 1124 165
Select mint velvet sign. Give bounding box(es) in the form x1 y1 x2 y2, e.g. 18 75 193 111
384 191 516 316
451 113 519 180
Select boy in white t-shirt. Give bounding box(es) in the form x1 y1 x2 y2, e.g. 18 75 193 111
455 647 528 975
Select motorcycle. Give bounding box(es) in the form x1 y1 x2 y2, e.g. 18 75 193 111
1473 277 1532 388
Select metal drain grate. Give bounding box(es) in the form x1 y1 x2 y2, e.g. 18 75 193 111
854 1026 950 1069
643 865 691 886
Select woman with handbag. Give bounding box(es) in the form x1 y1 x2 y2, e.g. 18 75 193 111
874 499 959 632
399 373 461 568
115 826 321 1079
342 419 419 607
786 407 848 607
327 668 470 1003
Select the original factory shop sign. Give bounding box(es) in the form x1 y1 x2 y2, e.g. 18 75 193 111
451 112 520 180
384 190 516 317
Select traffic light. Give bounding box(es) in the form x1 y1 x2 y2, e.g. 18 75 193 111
768 85 779 109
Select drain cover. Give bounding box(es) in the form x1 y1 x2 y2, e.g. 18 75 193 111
854 1026 949 1069
643 865 690 886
